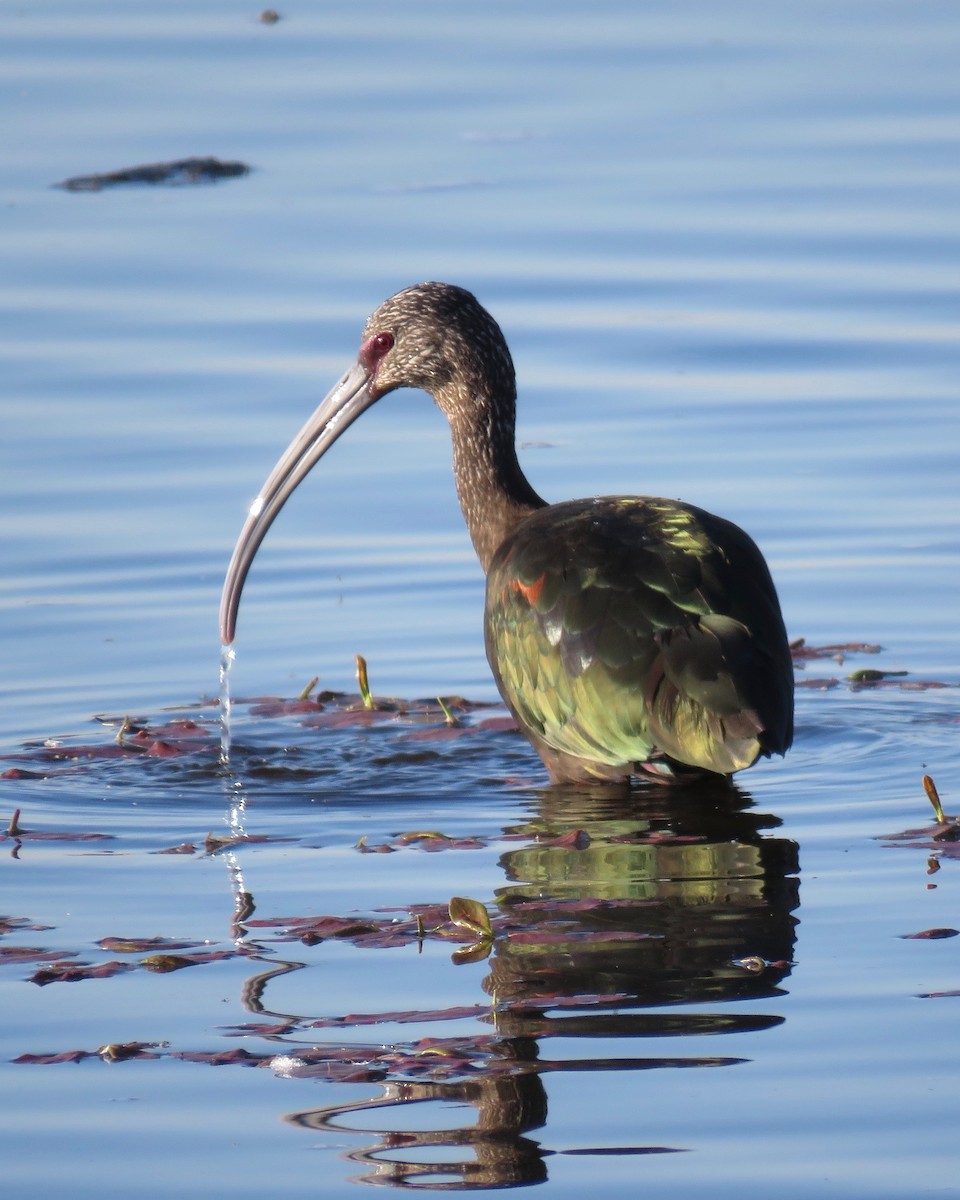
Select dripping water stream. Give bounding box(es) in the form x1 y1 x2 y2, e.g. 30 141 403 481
219 643 235 765
218 642 251 942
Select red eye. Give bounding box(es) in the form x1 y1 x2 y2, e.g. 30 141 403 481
360 330 394 370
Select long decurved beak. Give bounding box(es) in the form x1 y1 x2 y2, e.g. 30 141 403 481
219 359 380 645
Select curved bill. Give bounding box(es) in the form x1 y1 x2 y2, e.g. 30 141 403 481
219 359 379 645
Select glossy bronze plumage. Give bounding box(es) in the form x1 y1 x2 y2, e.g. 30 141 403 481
220 282 793 783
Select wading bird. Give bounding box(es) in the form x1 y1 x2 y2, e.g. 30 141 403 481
220 282 793 783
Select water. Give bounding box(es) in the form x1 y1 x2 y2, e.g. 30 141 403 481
2 2 960 1196
219 643 235 764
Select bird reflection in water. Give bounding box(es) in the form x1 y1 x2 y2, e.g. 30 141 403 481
277 779 798 1189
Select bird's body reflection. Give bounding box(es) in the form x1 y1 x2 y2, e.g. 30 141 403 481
258 781 799 1189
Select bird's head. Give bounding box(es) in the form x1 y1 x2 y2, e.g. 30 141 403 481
357 281 515 420
218 282 515 645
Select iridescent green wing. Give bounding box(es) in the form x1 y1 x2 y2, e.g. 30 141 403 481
484 497 793 776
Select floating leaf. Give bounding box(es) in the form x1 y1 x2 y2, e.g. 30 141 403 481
0 809 113 843
249 698 325 717
30 960 134 985
356 840 397 854
900 928 959 940
135 719 211 741
396 725 472 743
141 954 201 972
2 679 519 782
881 776 960 857
99 936 198 954
170 1048 265 1067
0 946 76 965
452 940 493 966
849 674 949 691
223 1021 297 1037
395 831 451 846
848 668 908 683
448 897 493 939
204 832 287 855
14 1050 98 1065
2 827 113 842
0 916 53 936
144 739 184 758
790 639 881 661
98 1041 166 1062
301 708 397 729
141 950 236 971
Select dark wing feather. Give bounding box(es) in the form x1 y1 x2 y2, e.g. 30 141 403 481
484 497 793 777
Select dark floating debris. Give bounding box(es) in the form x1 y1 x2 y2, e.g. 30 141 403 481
204 831 290 855
790 641 954 691
357 829 488 854
14 1042 166 1065
1 807 113 843
259 8 281 22
56 156 251 192
245 893 661 961
141 951 237 973
98 936 198 954
881 774 960 861
29 959 135 986
0 916 53 936
790 638 882 663
98 1041 167 1063
0 683 506 781
0 946 75 966
14 1050 101 1065
0 915 260 989
0 643 951 785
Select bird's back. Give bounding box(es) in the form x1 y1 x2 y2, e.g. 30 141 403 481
484 496 794 781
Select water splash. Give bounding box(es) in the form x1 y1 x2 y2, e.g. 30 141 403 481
219 643 235 765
